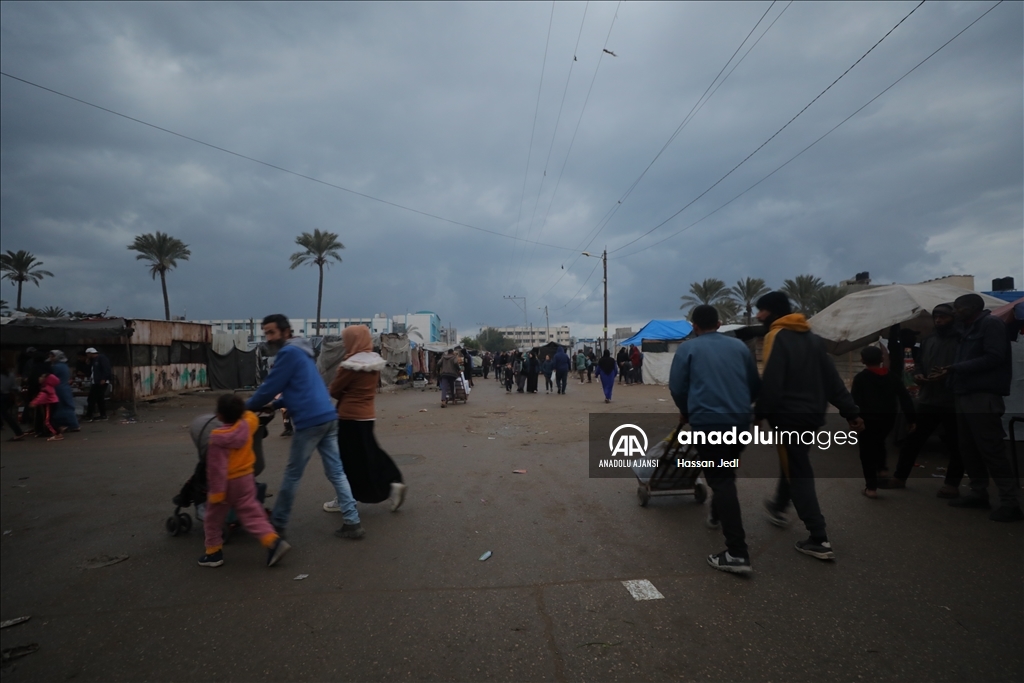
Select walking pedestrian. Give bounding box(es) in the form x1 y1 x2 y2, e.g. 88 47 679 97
616 347 629 385
514 352 526 393
851 346 915 498
595 349 618 402
585 350 595 383
1 361 25 441
553 346 570 394
754 292 862 561
937 294 1022 522
482 352 491 380
541 354 554 393
890 305 962 496
526 351 540 393
670 305 760 574
198 394 291 568
324 325 407 513
575 350 587 384
244 314 364 540
30 373 62 441
630 345 644 384
437 348 460 407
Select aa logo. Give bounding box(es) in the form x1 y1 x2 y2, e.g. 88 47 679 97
609 424 648 458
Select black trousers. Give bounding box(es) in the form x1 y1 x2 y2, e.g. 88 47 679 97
956 393 1018 506
859 413 896 490
771 439 827 541
894 403 961 484
555 370 568 393
698 442 747 558
543 373 553 391
86 382 107 418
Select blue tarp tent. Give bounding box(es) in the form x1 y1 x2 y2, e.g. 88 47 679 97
619 319 693 347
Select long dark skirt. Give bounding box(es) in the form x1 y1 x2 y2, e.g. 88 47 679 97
337 419 403 504
526 372 539 393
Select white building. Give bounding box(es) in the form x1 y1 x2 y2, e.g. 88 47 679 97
195 314 392 342
391 311 444 343
492 325 570 348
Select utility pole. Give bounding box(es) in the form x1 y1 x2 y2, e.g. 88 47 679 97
538 306 549 344
582 250 609 353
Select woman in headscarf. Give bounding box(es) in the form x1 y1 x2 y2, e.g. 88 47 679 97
525 351 540 393
595 349 618 403
47 350 80 433
323 325 407 513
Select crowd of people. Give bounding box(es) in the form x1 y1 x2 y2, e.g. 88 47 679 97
670 292 1021 576
1 346 113 442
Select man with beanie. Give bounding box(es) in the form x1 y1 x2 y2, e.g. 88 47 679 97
754 291 863 561
936 294 1021 522
890 304 963 496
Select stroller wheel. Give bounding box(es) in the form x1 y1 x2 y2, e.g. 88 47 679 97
165 516 181 537
637 486 651 508
693 483 707 504
177 512 193 533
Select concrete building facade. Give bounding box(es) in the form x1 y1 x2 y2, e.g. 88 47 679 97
492 325 571 348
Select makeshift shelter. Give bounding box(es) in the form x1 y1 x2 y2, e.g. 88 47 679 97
809 283 1006 354
0 317 212 403
616 319 694 386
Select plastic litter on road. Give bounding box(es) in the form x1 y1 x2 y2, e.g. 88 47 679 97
479 551 492 561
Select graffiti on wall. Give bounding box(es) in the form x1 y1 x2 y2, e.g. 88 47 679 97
132 363 208 398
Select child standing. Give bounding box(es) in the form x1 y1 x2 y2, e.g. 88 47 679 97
29 374 62 441
851 346 915 498
199 394 290 568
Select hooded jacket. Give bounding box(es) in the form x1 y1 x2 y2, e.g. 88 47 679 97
438 352 461 378
245 337 337 430
553 348 571 372
330 325 386 421
30 374 60 407
206 411 260 504
755 313 859 428
916 326 959 407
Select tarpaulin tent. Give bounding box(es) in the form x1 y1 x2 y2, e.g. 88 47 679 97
207 346 258 390
619 320 693 347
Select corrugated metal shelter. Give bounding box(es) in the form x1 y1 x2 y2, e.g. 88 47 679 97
0 317 212 401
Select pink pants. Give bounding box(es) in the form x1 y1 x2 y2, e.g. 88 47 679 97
203 475 278 554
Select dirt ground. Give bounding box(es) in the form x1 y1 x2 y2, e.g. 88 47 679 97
1 375 1022 682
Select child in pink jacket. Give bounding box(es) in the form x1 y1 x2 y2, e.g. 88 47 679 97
29 374 62 441
199 394 291 568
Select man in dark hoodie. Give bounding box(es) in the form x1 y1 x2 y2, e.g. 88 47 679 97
245 315 364 539
890 304 962 496
937 294 1021 522
552 346 571 395
754 292 863 561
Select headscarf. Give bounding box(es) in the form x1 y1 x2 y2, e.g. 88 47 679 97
598 349 616 374
49 350 68 364
341 325 373 359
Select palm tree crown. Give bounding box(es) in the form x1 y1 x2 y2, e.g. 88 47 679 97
127 232 191 320
290 229 345 337
781 274 825 315
1 250 54 310
729 277 771 325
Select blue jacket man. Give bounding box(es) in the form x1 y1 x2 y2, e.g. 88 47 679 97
669 305 760 575
246 315 364 539
552 347 571 394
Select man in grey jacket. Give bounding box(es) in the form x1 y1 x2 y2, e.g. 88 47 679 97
939 294 1021 522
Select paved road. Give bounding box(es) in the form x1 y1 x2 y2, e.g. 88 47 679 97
2 378 1021 681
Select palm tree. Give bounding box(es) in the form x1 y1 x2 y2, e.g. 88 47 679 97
781 274 825 315
1 250 54 311
811 285 848 315
729 277 771 325
127 232 191 320
680 278 733 318
290 229 344 337
38 305 66 318
0 299 9 316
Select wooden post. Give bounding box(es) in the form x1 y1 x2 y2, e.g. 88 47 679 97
126 332 137 418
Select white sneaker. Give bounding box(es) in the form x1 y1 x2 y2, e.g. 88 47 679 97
389 483 407 512
323 498 340 513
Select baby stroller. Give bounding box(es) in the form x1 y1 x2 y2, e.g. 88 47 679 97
633 425 707 507
166 410 274 536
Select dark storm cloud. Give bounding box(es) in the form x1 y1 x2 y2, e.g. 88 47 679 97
1 1 1020 337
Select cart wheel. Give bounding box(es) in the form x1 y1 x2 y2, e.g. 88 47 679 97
165 516 180 537
178 512 192 533
637 486 650 507
693 483 707 504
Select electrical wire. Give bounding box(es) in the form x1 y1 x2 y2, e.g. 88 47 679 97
0 70 576 252
611 0 1005 260
505 2 558 292
608 0 927 255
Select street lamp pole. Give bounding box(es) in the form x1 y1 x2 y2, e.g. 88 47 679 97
582 250 609 353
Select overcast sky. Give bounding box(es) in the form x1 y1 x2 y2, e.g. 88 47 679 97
2 1 1021 338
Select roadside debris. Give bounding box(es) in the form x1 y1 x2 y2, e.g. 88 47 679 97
478 551 492 561
293 574 309 581
79 554 129 569
0 617 30 629
1 644 39 663
512 469 527 474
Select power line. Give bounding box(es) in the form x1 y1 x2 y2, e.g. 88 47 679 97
608 0 927 255
0 70 576 252
505 2 558 292
611 0 1005 260
554 258 601 310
